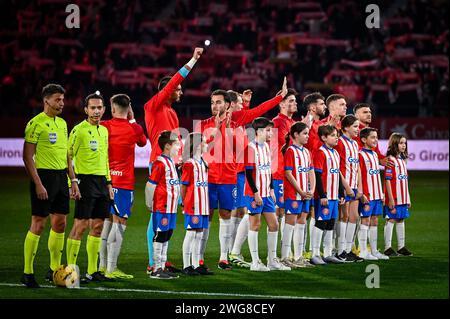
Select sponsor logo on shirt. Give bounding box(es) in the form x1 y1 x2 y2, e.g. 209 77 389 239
110 170 123 176
168 179 180 186
348 156 359 163
257 164 271 170
398 174 408 180
297 166 310 173
329 168 339 174
368 168 380 175
49 132 57 144
195 181 208 187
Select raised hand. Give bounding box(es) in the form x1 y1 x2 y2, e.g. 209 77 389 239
193 47 204 60
242 89 253 104
280 76 288 98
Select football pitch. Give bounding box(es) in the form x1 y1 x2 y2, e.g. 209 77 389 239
0 169 448 299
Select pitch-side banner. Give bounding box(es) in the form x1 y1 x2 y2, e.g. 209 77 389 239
0 138 448 171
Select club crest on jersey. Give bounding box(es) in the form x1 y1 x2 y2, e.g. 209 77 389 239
192 216 200 224
292 201 299 209
161 217 169 226
48 132 57 144
89 140 98 151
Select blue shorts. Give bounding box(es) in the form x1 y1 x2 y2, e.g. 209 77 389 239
384 204 410 220
209 183 237 211
345 188 358 202
285 199 311 215
152 212 177 232
314 199 339 221
272 179 285 209
359 199 383 217
184 214 209 230
110 188 133 219
235 172 246 209
245 196 276 215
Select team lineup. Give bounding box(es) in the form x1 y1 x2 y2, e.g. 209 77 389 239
21 47 412 287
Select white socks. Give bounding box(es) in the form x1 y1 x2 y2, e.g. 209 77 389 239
161 241 169 268
323 230 333 258
279 215 285 240
107 223 126 273
99 219 112 269
369 226 378 253
293 223 306 259
229 216 242 252
219 218 232 261
396 222 405 249
345 222 357 253
281 224 294 259
309 218 315 252
199 227 210 260
267 231 278 263
231 214 249 255
192 231 202 268
182 231 196 269
338 221 347 255
312 226 323 257
358 224 369 255
153 241 163 270
384 221 395 250
248 230 259 264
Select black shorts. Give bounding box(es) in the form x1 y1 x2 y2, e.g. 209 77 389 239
30 169 70 217
74 175 110 220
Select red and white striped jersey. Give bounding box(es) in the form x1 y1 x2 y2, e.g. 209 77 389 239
335 135 359 189
313 145 340 200
148 154 180 214
284 145 314 200
181 157 210 215
245 141 272 197
384 156 410 205
359 149 383 201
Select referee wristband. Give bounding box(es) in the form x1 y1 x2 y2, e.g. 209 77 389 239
71 178 79 184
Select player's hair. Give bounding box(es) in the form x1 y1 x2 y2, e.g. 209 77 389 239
211 89 231 104
158 130 178 151
282 88 298 101
303 92 325 110
182 132 204 162
158 76 172 91
326 94 345 107
353 103 372 114
251 117 274 133
227 90 241 103
42 84 65 100
387 132 408 159
84 92 104 108
359 127 378 142
340 114 359 134
281 121 308 154
318 124 337 141
110 94 130 110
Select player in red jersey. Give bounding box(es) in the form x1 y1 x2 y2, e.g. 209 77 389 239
99 94 147 279
383 133 413 257
319 94 347 130
144 47 203 274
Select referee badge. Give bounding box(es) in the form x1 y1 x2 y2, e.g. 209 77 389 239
89 140 98 151
49 132 57 144
161 217 169 226
192 216 200 224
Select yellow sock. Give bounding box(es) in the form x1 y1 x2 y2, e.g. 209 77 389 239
86 235 101 275
66 238 81 266
24 231 40 274
48 229 65 271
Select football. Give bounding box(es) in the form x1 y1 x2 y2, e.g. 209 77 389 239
52 265 79 288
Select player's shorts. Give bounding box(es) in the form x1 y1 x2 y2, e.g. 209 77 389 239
314 199 339 221
184 214 209 230
384 204 409 220
152 212 177 232
235 172 246 209
74 175 110 220
208 183 237 211
245 196 276 215
272 179 285 209
30 169 69 217
285 199 311 215
359 199 383 217
110 188 133 219
345 188 358 202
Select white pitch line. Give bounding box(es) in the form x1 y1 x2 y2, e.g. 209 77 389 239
0 283 323 299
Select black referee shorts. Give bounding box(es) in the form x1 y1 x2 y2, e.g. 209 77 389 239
74 174 110 220
30 169 70 217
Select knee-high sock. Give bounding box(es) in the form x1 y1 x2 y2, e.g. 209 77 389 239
323 230 333 257
107 223 126 273
396 222 405 250
384 221 394 250
153 241 163 270
48 229 65 271
24 231 40 274
199 227 210 261
161 241 169 267
219 218 231 261
333 220 339 250
281 224 294 259
146 215 154 267
309 218 315 252
182 231 195 269
267 231 278 263
192 231 202 268
294 223 306 259
66 238 81 266
345 222 357 253
312 226 323 257
86 235 101 275
99 219 112 269
279 215 285 241
248 230 259 263
369 226 378 253
106 223 117 272
337 221 347 255
358 224 369 255
229 216 241 253
231 214 249 255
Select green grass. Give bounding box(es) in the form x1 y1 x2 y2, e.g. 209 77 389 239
0 169 448 299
